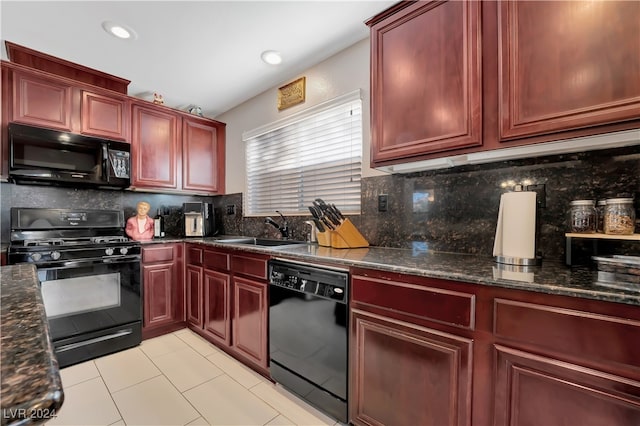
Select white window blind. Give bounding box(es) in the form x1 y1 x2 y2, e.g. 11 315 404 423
243 90 362 216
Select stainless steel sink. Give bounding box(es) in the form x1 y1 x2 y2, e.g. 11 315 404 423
216 237 307 247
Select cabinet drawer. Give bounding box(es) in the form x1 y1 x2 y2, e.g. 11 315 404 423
231 254 268 280
142 245 174 263
186 246 203 265
494 299 640 368
204 249 230 271
352 275 475 330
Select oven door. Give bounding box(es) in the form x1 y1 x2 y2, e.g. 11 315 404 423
36 256 142 366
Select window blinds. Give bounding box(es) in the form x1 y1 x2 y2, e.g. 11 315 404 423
243 90 362 216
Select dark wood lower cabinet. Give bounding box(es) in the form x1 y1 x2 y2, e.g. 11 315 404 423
143 263 173 327
350 308 473 426
203 268 231 346
141 243 184 339
184 245 269 374
494 345 640 426
350 267 640 426
186 264 203 328
232 276 268 370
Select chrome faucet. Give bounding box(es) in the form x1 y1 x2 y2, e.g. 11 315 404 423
265 211 289 239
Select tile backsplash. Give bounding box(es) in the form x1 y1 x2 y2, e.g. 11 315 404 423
230 145 640 262
2 145 639 262
0 184 215 242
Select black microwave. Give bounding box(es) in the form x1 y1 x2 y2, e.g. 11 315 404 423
8 123 131 189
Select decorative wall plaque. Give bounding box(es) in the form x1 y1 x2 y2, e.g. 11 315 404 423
278 77 306 110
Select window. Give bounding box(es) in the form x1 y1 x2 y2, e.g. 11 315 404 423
243 90 362 216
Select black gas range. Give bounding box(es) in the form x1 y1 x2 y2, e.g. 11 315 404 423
8 208 142 368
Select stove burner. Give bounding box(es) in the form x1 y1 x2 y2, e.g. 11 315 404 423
19 236 131 247
91 236 129 244
25 239 65 247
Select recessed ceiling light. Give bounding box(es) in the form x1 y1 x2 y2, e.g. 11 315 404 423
102 21 137 40
261 50 282 65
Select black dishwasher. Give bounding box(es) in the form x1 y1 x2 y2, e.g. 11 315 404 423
268 259 349 423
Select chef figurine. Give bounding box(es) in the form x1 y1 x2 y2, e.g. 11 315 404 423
125 201 154 241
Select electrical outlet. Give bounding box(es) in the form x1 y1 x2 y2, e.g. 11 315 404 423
526 184 546 208
226 204 236 215
378 194 388 212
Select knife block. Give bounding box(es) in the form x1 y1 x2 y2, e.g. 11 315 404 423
316 218 369 249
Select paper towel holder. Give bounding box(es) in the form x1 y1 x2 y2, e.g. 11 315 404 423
493 187 542 266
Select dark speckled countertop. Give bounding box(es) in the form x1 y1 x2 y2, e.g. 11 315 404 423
175 237 640 307
1 264 64 426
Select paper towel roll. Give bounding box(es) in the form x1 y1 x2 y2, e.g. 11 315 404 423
493 191 537 260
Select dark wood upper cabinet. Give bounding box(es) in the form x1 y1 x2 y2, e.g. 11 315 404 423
368 0 482 165
11 70 73 131
81 90 128 141
498 0 640 140
1 64 11 178
131 103 179 189
367 0 640 168
130 106 226 194
182 116 225 194
1 53 226 194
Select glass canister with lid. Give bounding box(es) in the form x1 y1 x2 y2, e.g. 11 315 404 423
568 200 596 233
604 197 636 235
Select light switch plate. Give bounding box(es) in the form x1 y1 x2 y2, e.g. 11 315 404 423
378 194 388 212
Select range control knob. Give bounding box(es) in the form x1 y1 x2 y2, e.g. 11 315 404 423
105 248 115 256
30 252 42 262
120 247 129 255
50 251 61 260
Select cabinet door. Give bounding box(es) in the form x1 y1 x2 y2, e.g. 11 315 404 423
498 1 640 140
1 64 10 178
369 0 482 165
350 309 473 426
186 264 203 327
203 268 231 346
182 117 225 193
81 91 128 140
131 104 179 189
494 345 640 426
232 276 268 369
143 262 174 328
12 71 72 131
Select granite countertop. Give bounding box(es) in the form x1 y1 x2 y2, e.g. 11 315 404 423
176 236 640 307
1 264 64 426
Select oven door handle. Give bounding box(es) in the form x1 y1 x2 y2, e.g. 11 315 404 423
36 256 140 269
101 255 141 264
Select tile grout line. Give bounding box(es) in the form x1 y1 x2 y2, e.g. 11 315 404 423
175 331 331 425
98 374 127 426
138 340 211 426
160 331 289 424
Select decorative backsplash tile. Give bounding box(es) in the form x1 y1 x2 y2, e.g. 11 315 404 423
2 145 638 262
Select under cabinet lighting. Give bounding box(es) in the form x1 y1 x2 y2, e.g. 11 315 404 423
377 129 640 174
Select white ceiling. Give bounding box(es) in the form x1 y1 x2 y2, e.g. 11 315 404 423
0 0 396 118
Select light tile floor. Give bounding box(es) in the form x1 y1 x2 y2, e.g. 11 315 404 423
46 329 341 426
